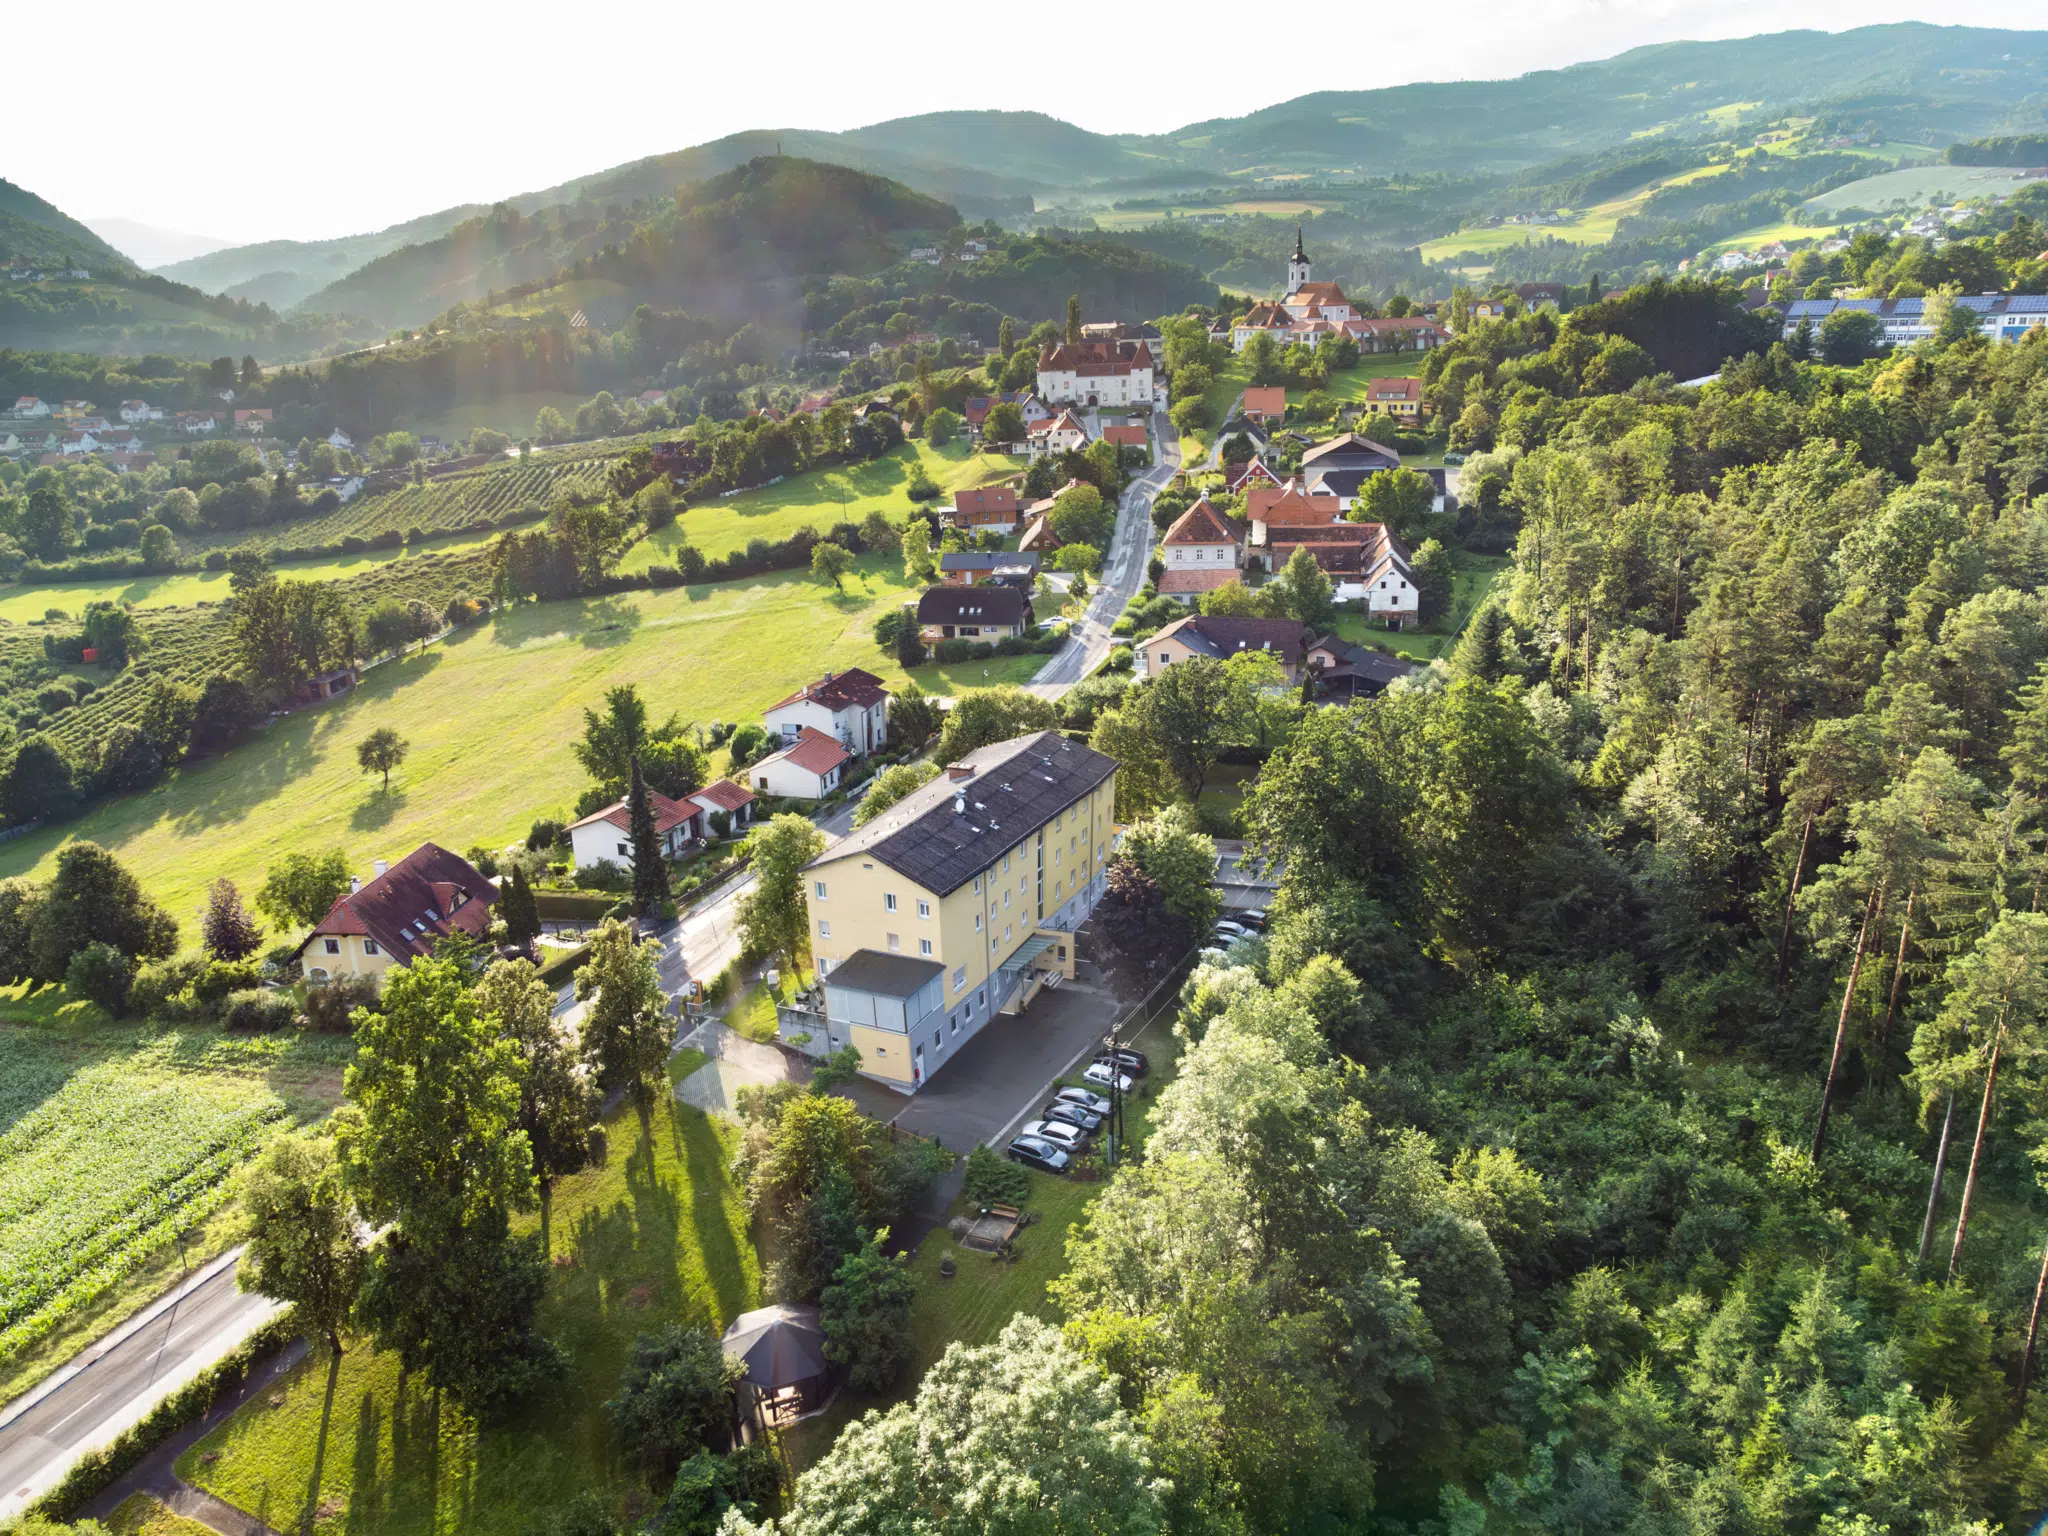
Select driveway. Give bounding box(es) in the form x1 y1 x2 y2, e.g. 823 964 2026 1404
673 1020 805 1115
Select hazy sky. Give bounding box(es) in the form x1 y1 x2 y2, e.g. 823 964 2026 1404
13 0 2045 249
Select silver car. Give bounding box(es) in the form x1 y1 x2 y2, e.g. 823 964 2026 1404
1054 1086 1113 1115
1020 1119 1088 1152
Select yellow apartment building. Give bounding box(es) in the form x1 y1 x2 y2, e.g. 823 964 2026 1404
786 730 1119 1090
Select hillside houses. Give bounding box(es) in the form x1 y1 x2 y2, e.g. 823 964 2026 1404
953 485 1022 534
1035 338 1156 409
1224 232 1449 355
1026 410 1089 458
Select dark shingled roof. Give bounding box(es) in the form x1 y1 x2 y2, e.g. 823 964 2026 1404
917 586 1034 627
823 949 945 997
812 730 1116 897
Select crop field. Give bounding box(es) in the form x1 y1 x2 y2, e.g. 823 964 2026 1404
178 442 631 560
0 1016 353 1372
622 439 1021 569
30 548 496 763
0 555 1044 930
0 535 501 623
1805 165 2038 216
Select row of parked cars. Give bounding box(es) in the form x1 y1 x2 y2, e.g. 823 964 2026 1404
1006 1047 1152 1173
1199 905 1267 963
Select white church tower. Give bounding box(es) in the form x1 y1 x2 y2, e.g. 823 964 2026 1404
1286 225 1310 295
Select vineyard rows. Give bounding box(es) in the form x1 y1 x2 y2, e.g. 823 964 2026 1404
0 1039 289 1357
38 548 497 759
182 441 629 559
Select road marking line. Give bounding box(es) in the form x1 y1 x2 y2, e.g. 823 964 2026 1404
46 1391 102 1434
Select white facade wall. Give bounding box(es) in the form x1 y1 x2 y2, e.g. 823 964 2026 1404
764 697 889 756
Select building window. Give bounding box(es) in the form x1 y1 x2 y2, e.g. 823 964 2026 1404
363 940 380 955
934 1030 943 1050
887 933 900 952
323 938 340 955
1003 889 1011 909
918 900 931 919
953 967 966 991
973 874 981 892
617 842 629 856
975 913 982 932
977 987 986 1008
819 921 832 939
920 939 933 956
814 881 827 900
1005 925 1012 942
885 893 897 912
1002 854 1010 873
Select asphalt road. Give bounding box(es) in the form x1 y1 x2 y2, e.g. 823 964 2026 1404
0 1252 280 1520
1030 402 1178 695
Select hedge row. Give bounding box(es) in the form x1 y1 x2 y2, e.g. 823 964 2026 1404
34 1309 300 1520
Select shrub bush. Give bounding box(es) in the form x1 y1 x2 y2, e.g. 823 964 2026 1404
66 941 134 1015
962 1143 1031 1206
222 987 296 1032
132 955 206 1019
301 973 380 1033
192 957 262 1008
528 817 566 851
578 858 630 893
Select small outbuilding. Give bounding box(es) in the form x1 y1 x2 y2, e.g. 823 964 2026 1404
721 1303 834 1431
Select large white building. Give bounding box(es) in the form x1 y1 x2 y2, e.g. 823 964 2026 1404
1782 294 2048 346
1035 339 1156 409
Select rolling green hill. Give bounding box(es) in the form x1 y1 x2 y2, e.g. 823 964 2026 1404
0 179 133 271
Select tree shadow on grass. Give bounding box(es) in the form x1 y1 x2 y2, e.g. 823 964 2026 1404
300 1347 344 1536
365 648 444 695
343 1389 381 1536
579 597 643 650
350 785 409 832
677 1106 751 1324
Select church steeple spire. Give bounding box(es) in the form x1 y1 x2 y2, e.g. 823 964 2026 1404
1286 224 1310 295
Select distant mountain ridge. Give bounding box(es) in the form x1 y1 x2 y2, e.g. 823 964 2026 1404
100 22 2048 323
0 180 132 271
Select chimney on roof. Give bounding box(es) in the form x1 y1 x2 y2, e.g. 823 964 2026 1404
947 764 975 782
373 857 388 877
350 875 362 894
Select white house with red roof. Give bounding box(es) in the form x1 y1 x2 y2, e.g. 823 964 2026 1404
298 844 496 981
751 726 851 801
1158 495 1244 603
764 668 891 757
118 399 160 424
1035 338 1156 408
566 788 705 874
951 485 1021 534
688 777 757 834
1025 410 1088 459
12 397 50 419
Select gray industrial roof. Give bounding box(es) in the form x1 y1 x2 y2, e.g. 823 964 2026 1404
813 730 1117 897
822 949 944 997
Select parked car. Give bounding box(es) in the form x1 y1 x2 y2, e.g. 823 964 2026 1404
1083 1061 1135 1093
1042 1100 1103 1133
1021 1119 1088 1152
1237 908 1269 928
1213 920 1254 942
1054 1086 1113 1115
1007 1135 1070 1173
1096 1047 1149 1075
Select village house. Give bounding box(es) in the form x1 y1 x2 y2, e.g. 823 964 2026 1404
327 428 356 451
13 397 50 419
1035 339 1156 409
939 551 1039 587
1080 319 1166 362
1307 635 1419 698
1298 433 1403 509
1226 457 1283 495
918 584 1035 641
1136 615 1306 683
566 788 707 873
764 668 891 757
789 731 1117 1089
298 844 497 982
752 726 852 801
1271 519 1419 625
1101 422 1148 454
234 408 273 432
1349 316 1450 353
1026 410 1089 459
1783 293 2048 346
1157 496 1243 603
952 485 1022 534
1241 387 1288 425
1247 480 1347 549
180 411 220 435
118 400 160 424
688 778 757 834
1357 377 1424 421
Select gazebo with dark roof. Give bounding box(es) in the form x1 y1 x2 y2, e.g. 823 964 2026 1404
721 1303 834 1430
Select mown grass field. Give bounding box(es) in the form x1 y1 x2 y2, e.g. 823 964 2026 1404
0 557 1043 935
1804 164 2035 215
623 440 1021 570
1288 355 1427 408
108 1493 217 1536
180 1095 758 1536
0 534 501 623
0 1001 353 1403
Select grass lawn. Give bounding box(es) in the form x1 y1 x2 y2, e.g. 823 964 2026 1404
180 1094 758 1536
108 1494 217 1536
0 533 502 623
1288 356 1427 410
1804 164 2035 216
1180 361 1250 466
1195 762 1255 835
665 1048 709 1087
622 441 1021 570
724 982 780 1045
0 999 354 1404
406 391 590 445
1331 552 1507 664
0 557 1046 936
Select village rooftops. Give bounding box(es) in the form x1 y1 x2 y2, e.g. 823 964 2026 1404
819 948 944 998
1163 498 1241 547
812 730 1117 896
567 788 697 838
953 485 1019 519
767 667 889 714
298 843 495 964
692 778 756 813
764 726 853 778
1036 340 1152 376
939 551 1041 573
917 585 1034 628
1302 433 1400 467
1147 615 1305 663
1101 423 1148 448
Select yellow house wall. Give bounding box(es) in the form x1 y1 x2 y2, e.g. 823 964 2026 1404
304 933 397 980
848 1023 915 1084
806 772 1117 1069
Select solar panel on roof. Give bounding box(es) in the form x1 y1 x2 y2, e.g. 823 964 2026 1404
1958 296 1996 312
2011 296 2048 313
1839 299 1882 312
1887 299 1925 315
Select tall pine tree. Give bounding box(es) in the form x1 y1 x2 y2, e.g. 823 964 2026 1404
627 758 671 918
501 865 542 955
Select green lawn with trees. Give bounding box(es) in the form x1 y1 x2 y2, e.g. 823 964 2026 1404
0 557 1039 935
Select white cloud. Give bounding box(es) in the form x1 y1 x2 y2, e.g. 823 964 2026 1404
12 0 2043 248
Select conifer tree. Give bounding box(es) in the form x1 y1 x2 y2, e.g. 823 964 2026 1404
627 759 670 919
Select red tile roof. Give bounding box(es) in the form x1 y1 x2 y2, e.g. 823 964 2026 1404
1226 459 1282 492
691 778 756 814
953 486 1020 521
1101 423 1147 447
1163 498 1240 547
768 667 889 713
1241 387 1287 418
1365 377 1423 403
301 843 496 964
1035 340 1152 377
566 788 697 838
1158 567 1242 594
1290 281 1350 308
770 726 853 777
1248 482 1344 528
